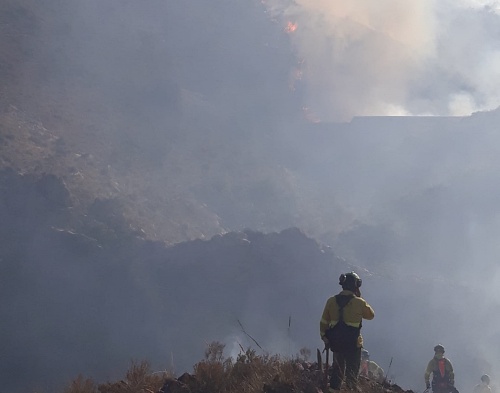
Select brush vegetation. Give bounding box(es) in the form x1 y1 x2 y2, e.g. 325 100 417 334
62 342 412 393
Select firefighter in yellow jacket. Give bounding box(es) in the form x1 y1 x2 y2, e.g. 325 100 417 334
320 271 375 392
425 344 456 393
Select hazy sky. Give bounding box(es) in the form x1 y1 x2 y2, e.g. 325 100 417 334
264 0 500 121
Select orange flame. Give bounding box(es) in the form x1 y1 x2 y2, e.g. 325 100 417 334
285 21 297 33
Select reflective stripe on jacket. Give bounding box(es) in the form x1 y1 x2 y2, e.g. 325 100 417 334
424 354 454 386
320 289 375 347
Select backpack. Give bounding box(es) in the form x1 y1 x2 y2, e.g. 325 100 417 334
324 294 360 353
432 358 451 390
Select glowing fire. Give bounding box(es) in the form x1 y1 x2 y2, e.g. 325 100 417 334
285 21 297 33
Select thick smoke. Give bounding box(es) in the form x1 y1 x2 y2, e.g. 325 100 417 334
265 0 500 120
4 0 500 391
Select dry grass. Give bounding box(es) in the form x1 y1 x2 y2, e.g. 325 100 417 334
188 342 320 393
97 361 166 393
122 361 165 393
63 344 318 393
63 375 97 393
63 342 414 393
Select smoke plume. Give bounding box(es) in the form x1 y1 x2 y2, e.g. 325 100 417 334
266 0 500 121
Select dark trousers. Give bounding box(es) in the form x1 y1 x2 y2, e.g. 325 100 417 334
330 347 361 390
433 386 458 393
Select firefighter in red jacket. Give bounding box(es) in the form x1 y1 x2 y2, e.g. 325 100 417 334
425 344 456 393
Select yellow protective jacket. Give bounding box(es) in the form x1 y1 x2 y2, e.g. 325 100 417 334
320 289 375 347
424 354 455 386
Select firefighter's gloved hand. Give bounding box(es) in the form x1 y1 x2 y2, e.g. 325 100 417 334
426 383 431 389
321 336 329 349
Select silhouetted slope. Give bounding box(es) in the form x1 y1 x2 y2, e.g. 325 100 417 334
0 171 346 392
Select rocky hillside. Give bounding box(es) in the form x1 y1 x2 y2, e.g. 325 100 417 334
1 0 336 246
0 167 351 392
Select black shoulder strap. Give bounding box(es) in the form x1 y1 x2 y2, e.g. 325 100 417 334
334 294 354 322
434 358 448 377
